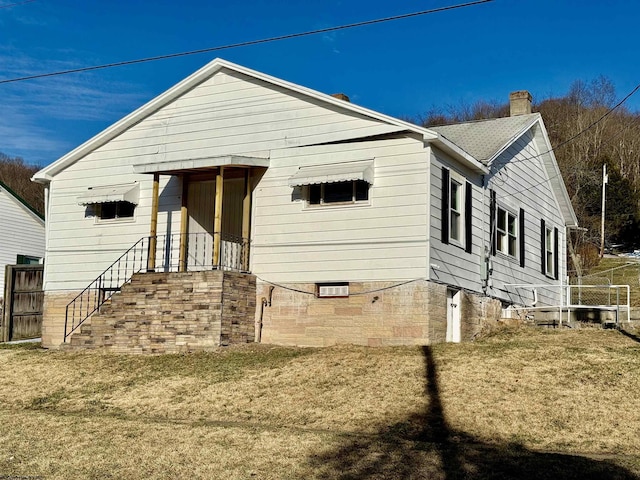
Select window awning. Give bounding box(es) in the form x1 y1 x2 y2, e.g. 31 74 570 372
77 183 140 205
288 160 374 187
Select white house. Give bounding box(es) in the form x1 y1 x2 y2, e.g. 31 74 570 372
32 59 577 352
0 181 45 299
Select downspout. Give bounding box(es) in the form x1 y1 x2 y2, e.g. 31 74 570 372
481 174 490 291
256 286 273 343
560 225 568 326
42 185 50 288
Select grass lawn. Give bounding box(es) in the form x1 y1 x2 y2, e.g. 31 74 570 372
1 327 640 479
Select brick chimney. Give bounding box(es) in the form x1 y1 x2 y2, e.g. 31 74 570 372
509 90 532 116
331 93 350 102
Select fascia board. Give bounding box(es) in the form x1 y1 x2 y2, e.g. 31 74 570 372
132 155 270 174
33 58 437 182
224 60 439 141
535 122 579 227
33 60 229 183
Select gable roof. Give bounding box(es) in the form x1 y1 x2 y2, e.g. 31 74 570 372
0 180 45 223
430 114 539 165
433 113 578 227
33 58 486 183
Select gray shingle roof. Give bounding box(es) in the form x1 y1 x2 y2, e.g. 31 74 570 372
430 113 539 164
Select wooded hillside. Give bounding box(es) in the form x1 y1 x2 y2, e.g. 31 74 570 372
420 77 640 251
0 153 44 216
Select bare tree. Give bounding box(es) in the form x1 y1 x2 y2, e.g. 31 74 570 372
0 153 44 216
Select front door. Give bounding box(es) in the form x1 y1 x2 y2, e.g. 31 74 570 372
446 289 461 343
187 180 215 269
186 176 245 270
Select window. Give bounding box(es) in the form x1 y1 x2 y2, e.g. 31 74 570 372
540 219 559 279
496 207 517 257
449 180 462 243
490 194 526 267
307 180 369 206
16 254 41 265
91 201 136 221
441 167 472 252
545 227 554 275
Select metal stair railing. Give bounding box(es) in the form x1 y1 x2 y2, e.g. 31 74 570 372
64 236 151 342
63 232 251 341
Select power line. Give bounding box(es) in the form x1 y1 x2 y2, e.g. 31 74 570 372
494 81 640 199
498 82 640 169
0 0 35 9
0 0 493 85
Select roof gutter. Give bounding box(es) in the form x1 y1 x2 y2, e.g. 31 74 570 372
31 172 53 184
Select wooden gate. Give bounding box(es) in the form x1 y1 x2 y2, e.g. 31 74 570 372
1 265 44 342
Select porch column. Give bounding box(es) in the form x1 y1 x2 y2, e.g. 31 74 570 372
147 172 160 272
242 169 252 271
178 174 189 272
213 167 224 267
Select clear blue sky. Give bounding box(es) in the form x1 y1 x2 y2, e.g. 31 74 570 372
1 0 639 166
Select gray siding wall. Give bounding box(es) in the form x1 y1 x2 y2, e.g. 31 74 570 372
429 148 484 292
486 128 565 306
429 127 567 307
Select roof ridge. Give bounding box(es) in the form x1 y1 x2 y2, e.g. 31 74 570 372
430 112 540 128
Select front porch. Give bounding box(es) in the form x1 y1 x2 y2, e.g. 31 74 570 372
62 157 267 350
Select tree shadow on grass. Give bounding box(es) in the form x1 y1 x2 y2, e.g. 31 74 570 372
304 346 639 480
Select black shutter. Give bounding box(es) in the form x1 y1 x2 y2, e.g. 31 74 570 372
441 168 450 244
540 219 546 274
519 208 525 268
489 189 496 256
554 227 559 280
465 182 473 253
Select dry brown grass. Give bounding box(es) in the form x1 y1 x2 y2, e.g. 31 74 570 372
1 328 640 479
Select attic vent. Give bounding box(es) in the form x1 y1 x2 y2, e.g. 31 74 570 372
317 283 349 298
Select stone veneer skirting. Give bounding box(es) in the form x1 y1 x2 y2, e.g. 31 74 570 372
43 274 502 351
256 279 503 347
43 271 256 353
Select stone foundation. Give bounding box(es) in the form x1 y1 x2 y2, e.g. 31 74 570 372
257 280 502 347
42 291 81 348
44 275 503 351
460 290 504 339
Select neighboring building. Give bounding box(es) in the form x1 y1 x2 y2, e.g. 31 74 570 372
32 59 577 352
0 180 45 299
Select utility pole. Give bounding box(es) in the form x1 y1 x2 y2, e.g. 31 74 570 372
599 163 608 258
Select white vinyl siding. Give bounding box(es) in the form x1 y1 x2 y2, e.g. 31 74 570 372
42 70 417 291
0 188 45 296
251 136 429 283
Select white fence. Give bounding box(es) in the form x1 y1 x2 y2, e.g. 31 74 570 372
504 283 631 326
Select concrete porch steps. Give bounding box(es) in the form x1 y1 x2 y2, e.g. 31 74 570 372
62 270 256 354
